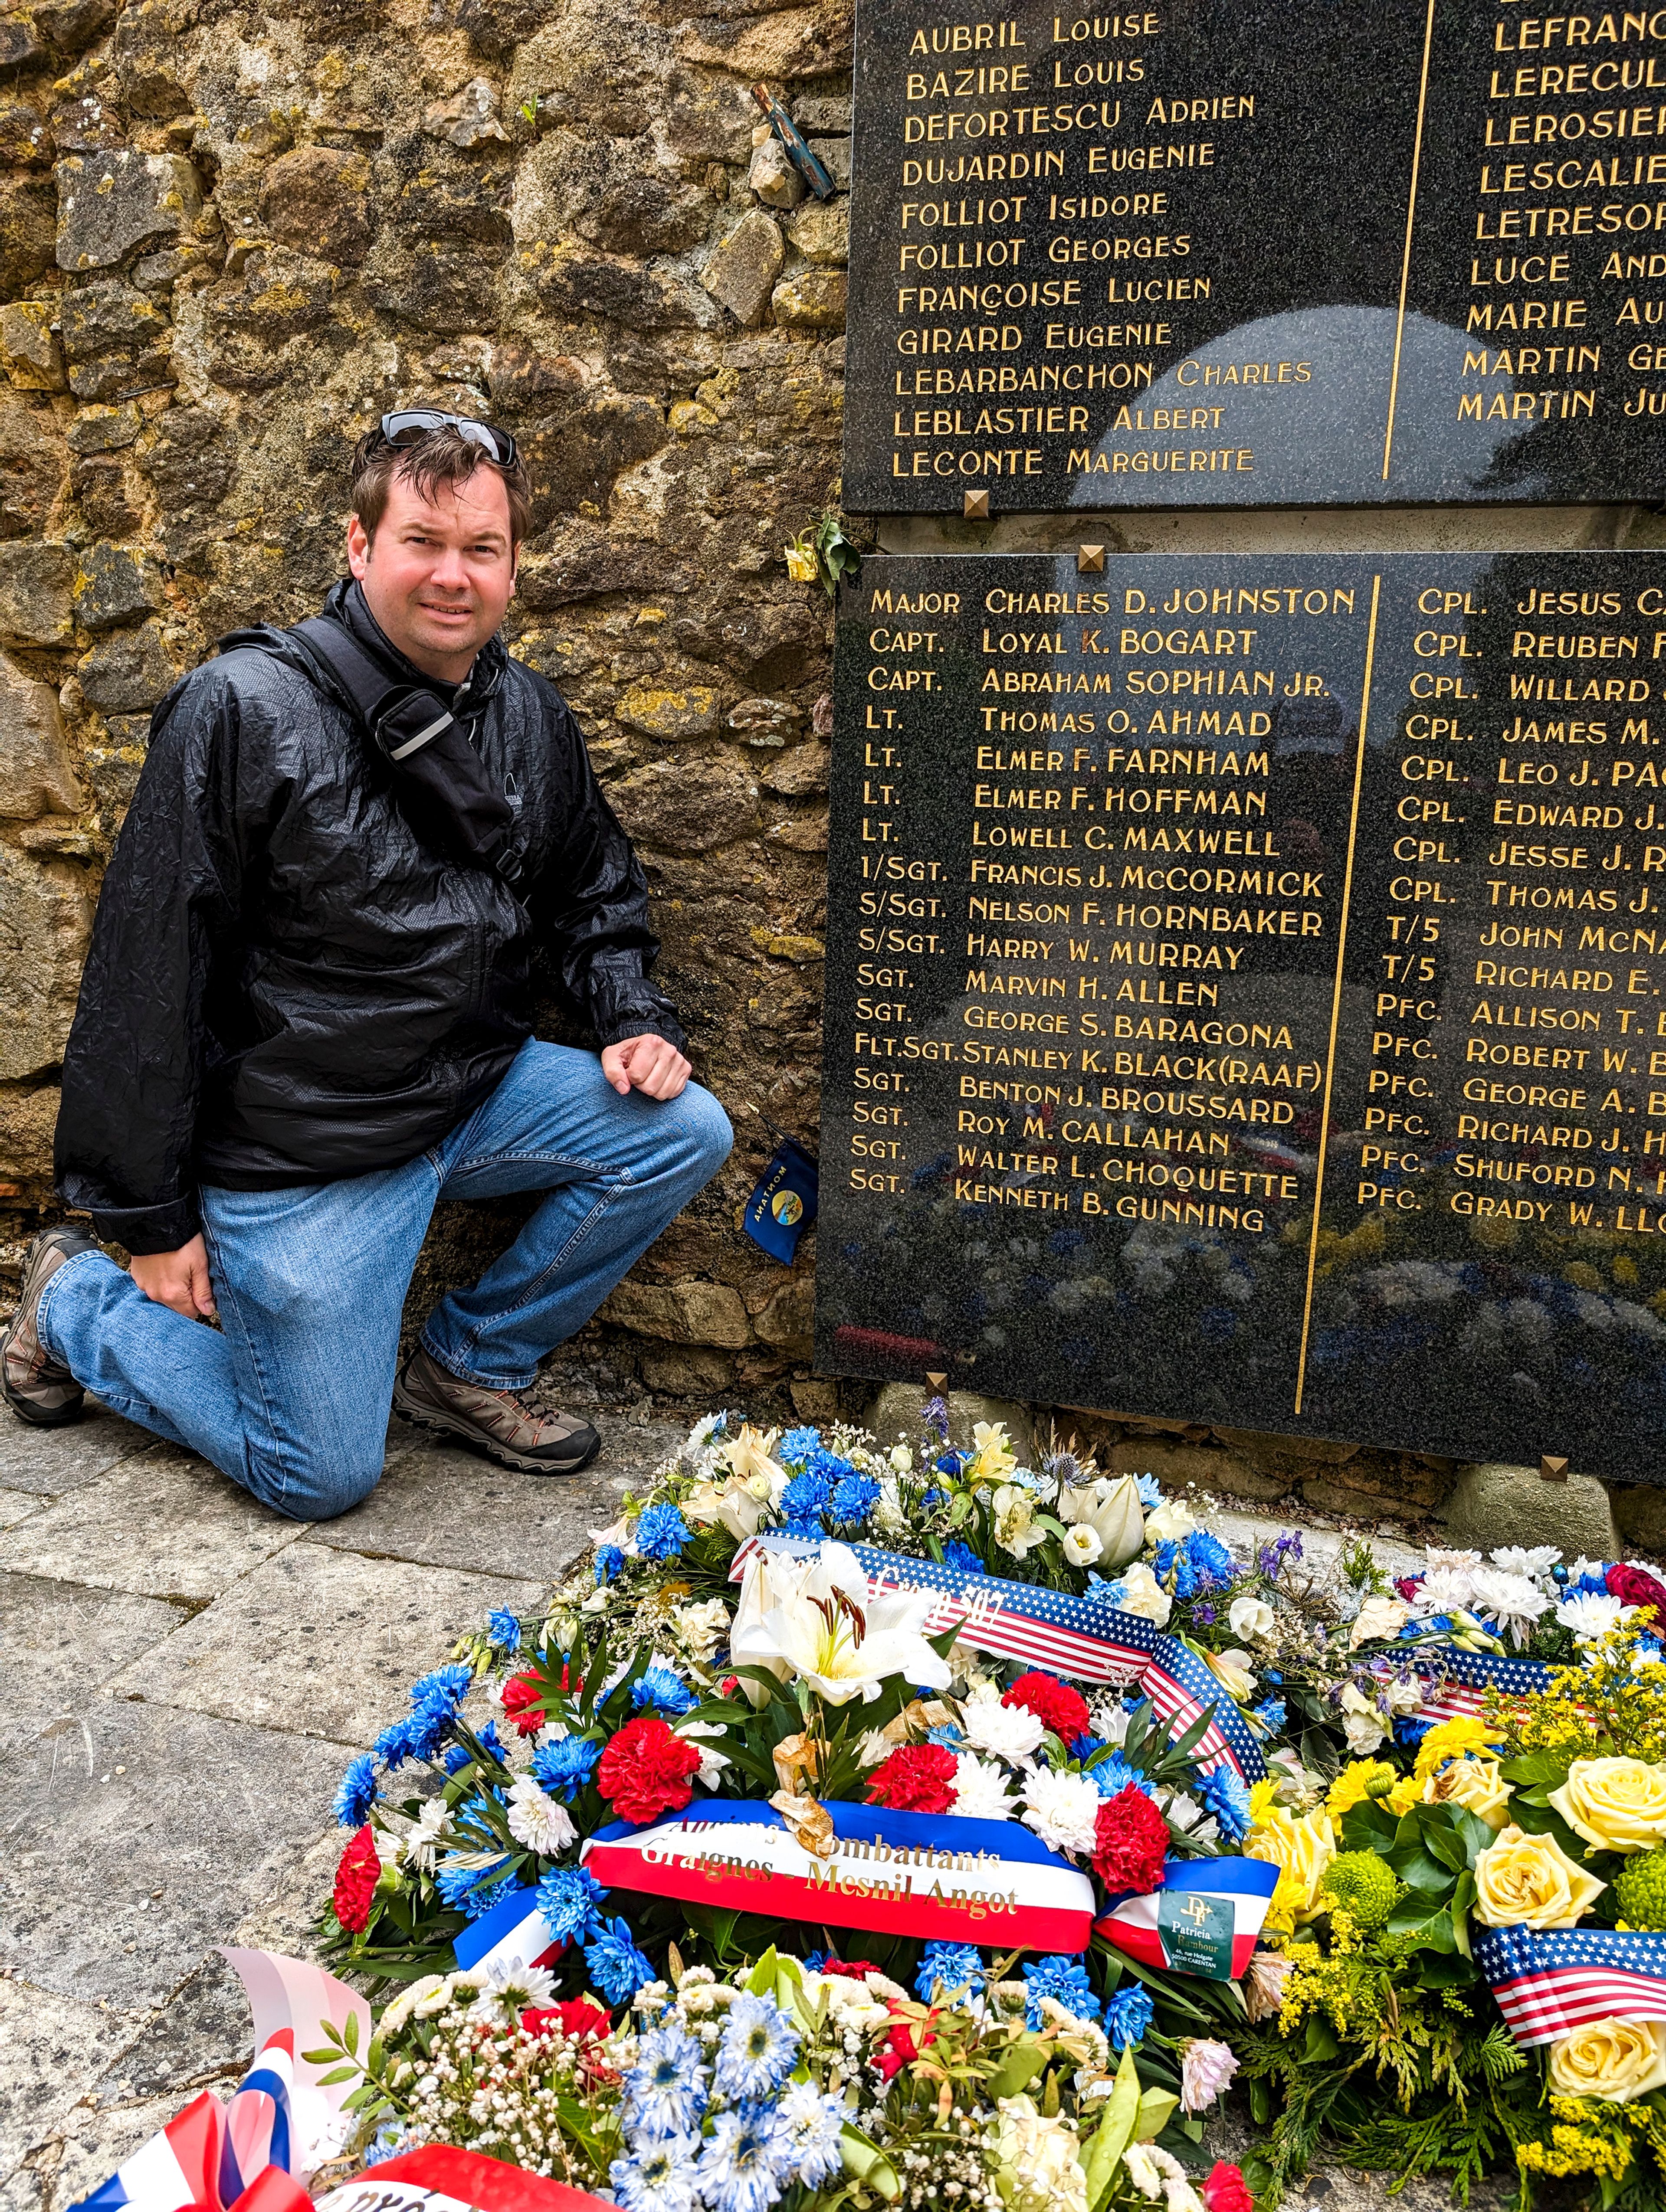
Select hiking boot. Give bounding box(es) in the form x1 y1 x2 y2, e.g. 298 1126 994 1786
393 1344 601 1475
1 1227 100 1427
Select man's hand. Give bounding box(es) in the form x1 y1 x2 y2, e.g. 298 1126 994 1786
600 1033 692 1101
131 1233 217 1320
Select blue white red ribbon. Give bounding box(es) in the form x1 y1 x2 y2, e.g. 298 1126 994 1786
732 1535 1265 1783
1417 1644 1552 1727
316 2147 612 2212
453 1882 567 1977
1094 1855 1281 1981
68 1952 369 2212
582 1797 1099 1952
1476 1925 1666 2046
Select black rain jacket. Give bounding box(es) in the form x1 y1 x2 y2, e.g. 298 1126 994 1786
55 580 684 1254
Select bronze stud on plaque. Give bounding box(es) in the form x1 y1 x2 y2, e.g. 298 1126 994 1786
1077 544 1105 573
963 489 990 520
925 1371 948 1387
1540 1454 1570 1482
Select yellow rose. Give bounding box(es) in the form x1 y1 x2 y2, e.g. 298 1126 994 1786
1548 2017 1666 2102
1548 1757 1666 1855
1246 1808 1336 1921
1472 1824 1607 1929
1423 1756 1513 1831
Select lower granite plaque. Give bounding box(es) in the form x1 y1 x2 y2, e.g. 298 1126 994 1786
816 550 1666 1483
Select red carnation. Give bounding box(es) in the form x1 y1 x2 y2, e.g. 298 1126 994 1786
1608 1562 1666 1622
1395 1576 1421 1603
502 1672 550 1736
875 2006 938 2081
865 1741 959 1815
819 1958 878 1980
596 1715 703 1826
1091 1783 1170 1895
1003 1671 1092 1744
332 1822 380 1934
1201 2163 1253 2212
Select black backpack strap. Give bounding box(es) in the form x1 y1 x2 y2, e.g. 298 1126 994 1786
275 615 523 883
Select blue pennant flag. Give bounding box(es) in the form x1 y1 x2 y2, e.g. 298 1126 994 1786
742 1136 819 1263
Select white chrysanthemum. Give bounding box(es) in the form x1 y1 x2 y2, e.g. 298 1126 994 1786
1491 1545 1561 1581
1063 1523 1104 1567
961 1691 1046 1764
1412 1565 1476 1614
505 1775 578 1857
1089 1696 1131 1745
1556 1592 1633 1639
951 1750 1020 1820
1020 1766 1103 1859
469 1957 558 2022
393 1794 449 1873
1468 1568 1553 1645
1425 1544 1484 1572
855 1727 892 1767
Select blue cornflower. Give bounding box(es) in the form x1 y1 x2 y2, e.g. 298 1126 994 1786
623 2022 709 2140
696 2104 791 2212
934 1450 966 1477
373 1715 420 1770
435 1853 512 1918
942 1539 982 1575
780 1470 832 1522
1573 1570 1611 1596
362 2125 411 2169
1252 1697 1286 1732
610 2133 702 2212
1154 1540 1199 1602
486 1608 523 1653
1186 1530 1236 1588
442 1742 474 1776
1105 1983 1154 2049
713 1991 800 2100
921 1486 947 1511
927 1721 967 1750
1089 1574 1129 1606
829 1472 881 1527
1083 1752 1155 1800
1135 1474 1163 1507
536 1863 608 1942
1023 1954 1102 2029
410 1663 473 1716
595 1545 626 1586
1197 1765 1252 1843
334 1753 377 1827
778 1426 822 1467
632 1666 697 1718
585 1915 658 2004
634 1504 691 1562
1395 1713 1434 1746
915 1941 984 2003
402 1702 455 1763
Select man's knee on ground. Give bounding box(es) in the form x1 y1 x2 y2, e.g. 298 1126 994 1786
252 1440 384 1522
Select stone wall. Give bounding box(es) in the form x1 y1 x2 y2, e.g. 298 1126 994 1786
0 0 860 1411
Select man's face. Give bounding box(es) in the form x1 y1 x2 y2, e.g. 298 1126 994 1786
346 465 517 684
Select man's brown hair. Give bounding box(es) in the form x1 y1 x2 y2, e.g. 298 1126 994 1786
349 421 534 548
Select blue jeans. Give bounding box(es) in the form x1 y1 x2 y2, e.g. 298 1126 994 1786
37 1041 732 1521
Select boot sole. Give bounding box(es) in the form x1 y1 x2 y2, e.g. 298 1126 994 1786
0 1239 88 1429
392 1388 601 1477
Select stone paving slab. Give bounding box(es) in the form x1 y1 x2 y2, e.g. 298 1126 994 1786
0 1450 304 1601
0 1407 157 1498
0 2087 206 2212
0 1572 189 1723
321 1415 688 1578
0 1696 348 2013
102 1538 546 1747
0 1488 43 1531
0 1976 142 2184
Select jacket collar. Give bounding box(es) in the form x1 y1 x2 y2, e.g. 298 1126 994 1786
322 577 509 709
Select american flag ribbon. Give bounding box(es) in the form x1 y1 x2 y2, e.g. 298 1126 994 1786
1417 1645 1553 1727
1476 1924 1666 2046
731 1535 1265 1783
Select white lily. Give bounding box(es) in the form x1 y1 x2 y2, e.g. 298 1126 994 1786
715 1423 786 1502
728 1541 952 1705
1057 1473 1145 1569
683 1474 767 1541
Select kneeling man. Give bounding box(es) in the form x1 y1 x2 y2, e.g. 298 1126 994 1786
2 410 731 1515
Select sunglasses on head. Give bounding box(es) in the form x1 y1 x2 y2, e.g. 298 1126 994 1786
378 409 518 468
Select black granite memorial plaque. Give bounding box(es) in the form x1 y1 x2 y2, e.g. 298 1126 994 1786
843 0 1666 512
816 550 1666 1482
